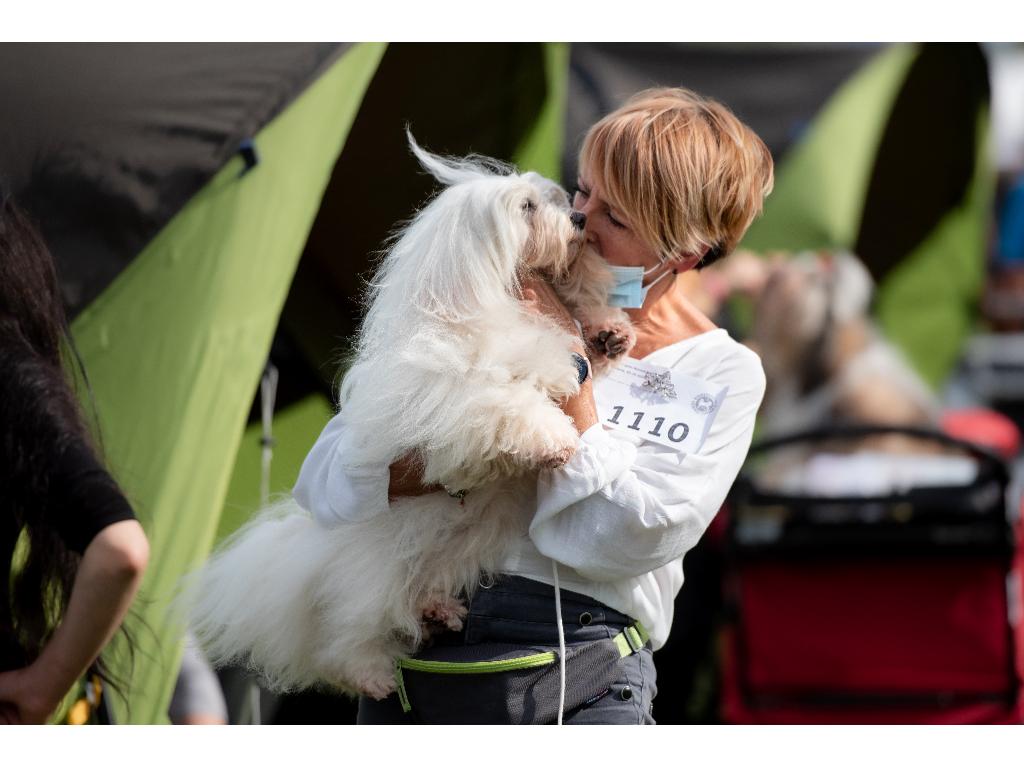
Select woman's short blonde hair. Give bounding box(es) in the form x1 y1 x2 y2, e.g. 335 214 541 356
579 87 774 267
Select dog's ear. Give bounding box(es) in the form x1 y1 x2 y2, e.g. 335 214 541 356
406 128 515 188
407 129 479 187
829 250 875 325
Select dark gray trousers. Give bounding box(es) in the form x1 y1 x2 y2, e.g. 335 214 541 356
357 575 657 724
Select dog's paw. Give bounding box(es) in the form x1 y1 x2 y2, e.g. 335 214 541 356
596 326 636 358
419 593 468 632
577 306 636 367
586 323 636 361
541 443 576 469
524 415 580 470
355 671 397 701
535 433 579 469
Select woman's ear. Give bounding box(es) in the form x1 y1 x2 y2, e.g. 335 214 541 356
674 250 706 273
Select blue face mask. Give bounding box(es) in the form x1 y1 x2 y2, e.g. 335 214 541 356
607 262 675 308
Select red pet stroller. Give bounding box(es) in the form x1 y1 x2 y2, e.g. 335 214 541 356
720 423 1024 724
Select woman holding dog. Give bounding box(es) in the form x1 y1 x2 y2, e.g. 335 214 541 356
298 88 773 724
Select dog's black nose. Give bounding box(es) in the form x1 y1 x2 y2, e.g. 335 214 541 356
570 211 587 231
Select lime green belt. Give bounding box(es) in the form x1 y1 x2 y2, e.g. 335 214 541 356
393 621 649 714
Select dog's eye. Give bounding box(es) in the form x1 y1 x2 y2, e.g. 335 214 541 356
521 199 536 215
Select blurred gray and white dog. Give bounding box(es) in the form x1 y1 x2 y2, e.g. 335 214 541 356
748 249 940 439
186 135 633 699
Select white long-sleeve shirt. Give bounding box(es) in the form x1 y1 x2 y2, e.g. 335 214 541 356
293 328 765 650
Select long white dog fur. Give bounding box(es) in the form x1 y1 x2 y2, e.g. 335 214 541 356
186 135 633 698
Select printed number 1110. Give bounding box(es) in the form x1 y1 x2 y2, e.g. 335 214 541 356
607 406 689 443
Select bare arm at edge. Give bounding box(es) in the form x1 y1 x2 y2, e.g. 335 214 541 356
0 519 148 724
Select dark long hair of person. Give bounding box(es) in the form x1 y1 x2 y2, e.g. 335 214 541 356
0 193 133 704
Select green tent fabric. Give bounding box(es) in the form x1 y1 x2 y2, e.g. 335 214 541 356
741 44 918 252
512 43 570 181
216 393 334 545
68 43 386 724
875 108 994 386
740 43 992 389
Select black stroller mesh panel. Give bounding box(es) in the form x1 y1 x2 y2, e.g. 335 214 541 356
730 424 1013 558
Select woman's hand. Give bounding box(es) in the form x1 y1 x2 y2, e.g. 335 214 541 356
0 519 148 726
0 666 62 724
388 453 441 501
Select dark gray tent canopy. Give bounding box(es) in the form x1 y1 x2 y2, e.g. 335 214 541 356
563 42 882 183
0 43 348 316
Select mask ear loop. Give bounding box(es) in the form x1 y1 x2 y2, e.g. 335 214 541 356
640 259 679 294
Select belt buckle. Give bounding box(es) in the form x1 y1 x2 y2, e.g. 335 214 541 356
623 624 644 654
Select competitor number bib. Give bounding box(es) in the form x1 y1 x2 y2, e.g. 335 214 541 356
593 359 728 454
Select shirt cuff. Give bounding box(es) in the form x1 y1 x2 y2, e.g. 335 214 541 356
538 423 637 503
579 422 612 446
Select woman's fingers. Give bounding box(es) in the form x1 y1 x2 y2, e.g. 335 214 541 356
388 452 441 500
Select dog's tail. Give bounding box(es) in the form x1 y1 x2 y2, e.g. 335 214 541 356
182 498 335 692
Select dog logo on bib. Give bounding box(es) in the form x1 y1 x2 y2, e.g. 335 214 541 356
691 394 717 415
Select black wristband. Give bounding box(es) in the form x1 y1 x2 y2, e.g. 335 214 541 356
571 352 590 385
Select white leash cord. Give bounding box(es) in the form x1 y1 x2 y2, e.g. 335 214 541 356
250 362 279 726
551 559 566 725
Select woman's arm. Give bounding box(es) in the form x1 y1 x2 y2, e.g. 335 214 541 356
293 413 438 528
520 277 598 434
0 520 149 724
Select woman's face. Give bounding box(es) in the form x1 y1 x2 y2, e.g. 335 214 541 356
572 167 662 272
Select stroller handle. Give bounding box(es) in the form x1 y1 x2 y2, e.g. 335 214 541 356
747 423 1009 484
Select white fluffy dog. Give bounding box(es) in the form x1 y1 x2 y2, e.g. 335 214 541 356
187 135 634 699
